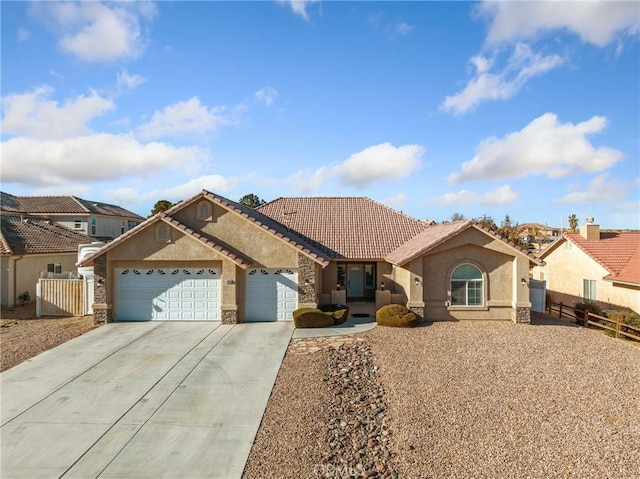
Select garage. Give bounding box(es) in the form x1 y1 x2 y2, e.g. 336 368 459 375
115 267 221 321
245 268 298 322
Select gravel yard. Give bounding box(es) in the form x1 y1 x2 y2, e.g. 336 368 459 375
245 314 640 478
1 302 97 372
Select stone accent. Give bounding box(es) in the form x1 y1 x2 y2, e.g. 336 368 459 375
222 309 238 324
298 253 316 304
93 256 111 324
409 306 425 323
514 307 531 324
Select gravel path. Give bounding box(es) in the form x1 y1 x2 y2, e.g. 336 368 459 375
1 302 96 372
245 314 640 478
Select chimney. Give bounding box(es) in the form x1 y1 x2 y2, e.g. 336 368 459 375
579 217 600 241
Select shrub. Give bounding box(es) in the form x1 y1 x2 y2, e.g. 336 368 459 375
376 304 419 328
293 308 335 328
320 304 350 325
574 300 603 316
605 310 640 328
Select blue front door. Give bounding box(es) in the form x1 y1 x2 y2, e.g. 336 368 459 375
347 264 364 297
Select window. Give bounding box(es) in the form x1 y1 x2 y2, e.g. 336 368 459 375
197 201 212 221
450 264 483 306
128 221 137 230
91 217 97 235
155 223 171 242
364 264 374 289
74 219 82 229
336 264 346 290
583 279 597 301
47 263 62 274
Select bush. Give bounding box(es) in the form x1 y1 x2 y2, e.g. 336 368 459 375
320 304 350 325
605 310 640 328
574 300 603 316
293 308 335 328
376 304 419 328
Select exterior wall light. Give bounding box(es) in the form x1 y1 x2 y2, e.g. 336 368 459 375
380 281 385 291
521 277 528 286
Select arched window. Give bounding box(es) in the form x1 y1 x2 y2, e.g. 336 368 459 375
450 264 483 306
197 201 212 221
155 223 171 242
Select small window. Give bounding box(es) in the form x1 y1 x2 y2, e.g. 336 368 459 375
337 264 346 290
197 201 212 221
155 223 171 242
583 279 597 301
47 263 63 274
91 217 97 235
74 219 82 229
450 264 483 307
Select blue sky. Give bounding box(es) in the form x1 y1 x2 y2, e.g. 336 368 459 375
2 1 639 229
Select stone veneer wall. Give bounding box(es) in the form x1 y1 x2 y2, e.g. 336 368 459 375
514 307 531 324
409 306 425 323
93 255 111 324
222 309 238 324
298 253 317 304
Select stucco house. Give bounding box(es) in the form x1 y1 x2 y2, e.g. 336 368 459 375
77 190 540 324
1 192 144 241
1 214 93 307
532 221 640 314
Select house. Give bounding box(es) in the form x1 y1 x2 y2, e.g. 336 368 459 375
77 190 540 325
516 222 561 251
0 192 144 241
532 221 640 314
1 214 93 307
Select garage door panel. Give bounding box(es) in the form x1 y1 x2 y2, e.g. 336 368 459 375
116 268 220 321
245 269 298 322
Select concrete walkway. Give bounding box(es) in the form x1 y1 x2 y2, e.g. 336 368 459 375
293 302 377 339
1 321 293 479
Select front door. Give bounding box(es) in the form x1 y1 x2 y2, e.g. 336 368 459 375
347 264 364 297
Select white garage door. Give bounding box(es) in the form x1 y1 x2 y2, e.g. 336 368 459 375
115 267 221 321
245 268 298 322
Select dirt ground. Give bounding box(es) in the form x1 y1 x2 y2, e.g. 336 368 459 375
1 302 97 372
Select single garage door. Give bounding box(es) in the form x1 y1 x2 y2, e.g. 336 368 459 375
115 267 221 321
245 268 298 322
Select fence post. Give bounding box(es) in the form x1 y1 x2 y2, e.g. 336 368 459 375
583 309 589 328
558 302 563 319
615 317 621 339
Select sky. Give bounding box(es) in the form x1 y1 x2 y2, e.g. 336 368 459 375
1 1 639 229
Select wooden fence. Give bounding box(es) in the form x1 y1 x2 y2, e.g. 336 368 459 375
548 302 640 343
36 279 84 317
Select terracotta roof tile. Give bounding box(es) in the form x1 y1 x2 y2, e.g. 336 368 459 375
0 191 143 219
565 231 640 285
1 213 94 255
257 197 428 259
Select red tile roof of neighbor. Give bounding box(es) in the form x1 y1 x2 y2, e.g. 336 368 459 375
0 192 144 219
0 214 93 255
565 231 640 285
257 197 429 259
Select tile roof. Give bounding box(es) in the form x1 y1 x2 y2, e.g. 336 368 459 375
0 191 143 219
1 213 93 255
565 231 640 285
257 197 429 259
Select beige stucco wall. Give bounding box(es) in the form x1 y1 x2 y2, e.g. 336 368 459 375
533 241 640 313
48 215 139 240
2 253 78 307
397 227 531 321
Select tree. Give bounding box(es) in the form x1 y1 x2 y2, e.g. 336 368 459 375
475 214 496 230
239 193 266 209
451 212 466 222
149 200 174 217
568 213 578 232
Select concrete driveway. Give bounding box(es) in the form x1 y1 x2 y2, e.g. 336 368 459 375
1 321 293 478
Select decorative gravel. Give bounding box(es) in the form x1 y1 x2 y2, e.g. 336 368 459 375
245 314 640 478
0 303 96 372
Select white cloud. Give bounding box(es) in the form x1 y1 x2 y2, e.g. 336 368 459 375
286 143 424 191
1 134 206 186
381 193 408 210
278 0 320 21
30 2 156 62
556 174 628 204
255 87 279 106
448 113 623 184
1 85 114 139
18 28 31 42
117 70 146 91
108 175 236 206
478 0 640 47
393 22 414 37
433 185 518 207
32 185 90 197
441 43 564 115
137 97 236 140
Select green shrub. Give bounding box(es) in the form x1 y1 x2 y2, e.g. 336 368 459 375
574 301 603 316
605 310 640 328
293 308 335 328
320 304 350 325
376 304 419 328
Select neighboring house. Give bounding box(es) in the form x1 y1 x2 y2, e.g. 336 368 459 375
1 214 93 306
0 192 144 241
78 190 540 324
517 222 561 251
532 222 640 314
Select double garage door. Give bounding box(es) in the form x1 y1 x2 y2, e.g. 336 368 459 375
116 267 221 321
115 267 298 322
